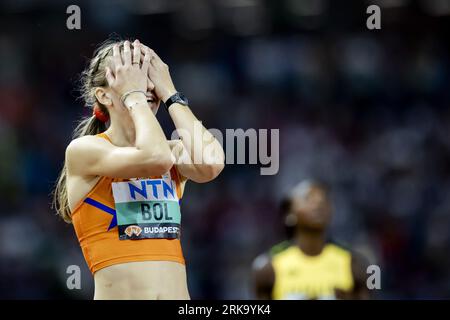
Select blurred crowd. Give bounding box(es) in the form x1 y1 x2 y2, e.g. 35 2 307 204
1 0 450 299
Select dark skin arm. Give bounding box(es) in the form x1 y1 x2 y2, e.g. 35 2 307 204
251 254 275 300
335 252 370 299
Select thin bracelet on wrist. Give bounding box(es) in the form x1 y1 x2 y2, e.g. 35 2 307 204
120 90 147 105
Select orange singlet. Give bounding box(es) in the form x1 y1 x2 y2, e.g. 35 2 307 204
71 133 185 274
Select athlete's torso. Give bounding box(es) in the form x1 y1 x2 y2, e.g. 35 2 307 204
66 133 189 299
93 260 189 299
270 241 354 300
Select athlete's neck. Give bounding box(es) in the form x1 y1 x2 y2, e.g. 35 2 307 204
104 117 135 147
293 228 327 256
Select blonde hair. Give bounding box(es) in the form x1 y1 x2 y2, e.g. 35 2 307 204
52 39 127 223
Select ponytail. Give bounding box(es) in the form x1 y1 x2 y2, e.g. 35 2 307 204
52 38 122 223
51 116 106 223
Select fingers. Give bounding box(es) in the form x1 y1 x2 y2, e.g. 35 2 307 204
122 40 132 66
105 67 115 86
136 43 166 68
139 44 148 56
112 44 122 68
139 44 161 61
132 39 141 66
141 47 152 72
139 44 158 65
145 46 164 66
150 50 163 65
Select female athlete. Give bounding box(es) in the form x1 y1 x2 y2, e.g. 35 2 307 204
52 39 224 299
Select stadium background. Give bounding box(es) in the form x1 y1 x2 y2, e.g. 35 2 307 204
1 0 450 299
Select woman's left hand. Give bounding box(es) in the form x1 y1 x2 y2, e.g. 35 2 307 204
140 45 177 102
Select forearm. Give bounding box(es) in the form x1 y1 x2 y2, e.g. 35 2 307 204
127 94 171 158
136 43 223 172
168 103 224 166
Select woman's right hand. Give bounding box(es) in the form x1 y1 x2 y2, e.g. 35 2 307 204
105 40 152 99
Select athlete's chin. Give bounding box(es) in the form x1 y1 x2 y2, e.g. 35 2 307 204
300 218 329 231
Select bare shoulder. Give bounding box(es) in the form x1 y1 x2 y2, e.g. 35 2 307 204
252 252 275 283
252 253 273 273
67 135 108 149
66 135 109 158
351 250 370 282
350 249 371 299
252 240 293 279
66 135 111 173
252 253 275 299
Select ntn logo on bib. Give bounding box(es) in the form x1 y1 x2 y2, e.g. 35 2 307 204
112 176 179 203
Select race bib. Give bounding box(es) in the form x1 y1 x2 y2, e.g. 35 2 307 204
111 173 181 240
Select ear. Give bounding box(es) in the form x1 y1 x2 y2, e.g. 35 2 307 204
94 87 112 107
284 213 298 227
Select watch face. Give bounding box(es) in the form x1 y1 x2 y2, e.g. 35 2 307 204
166 92 189 108
176 93 188 105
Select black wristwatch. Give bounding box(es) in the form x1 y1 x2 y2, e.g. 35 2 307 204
164 92 189 110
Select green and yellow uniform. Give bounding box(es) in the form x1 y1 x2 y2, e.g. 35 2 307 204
270 241 354 300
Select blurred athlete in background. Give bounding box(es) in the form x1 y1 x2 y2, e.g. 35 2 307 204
252 180 369 300
52 39 224 299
